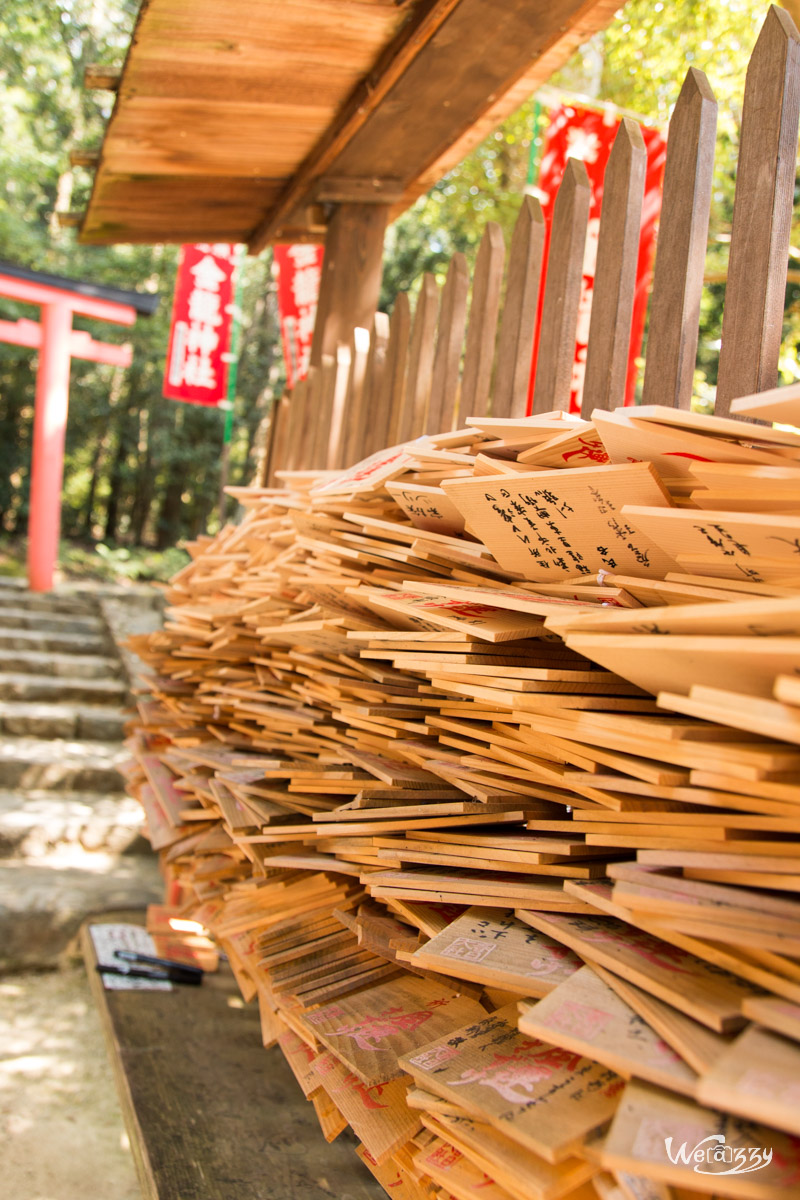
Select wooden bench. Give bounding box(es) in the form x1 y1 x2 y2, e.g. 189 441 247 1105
82 914 385 1200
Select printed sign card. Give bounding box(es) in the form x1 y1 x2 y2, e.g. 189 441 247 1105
442 464 677 582
410 906 583 996
399 1004 623 1163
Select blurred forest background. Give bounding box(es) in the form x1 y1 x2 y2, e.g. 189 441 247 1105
1 0 796 579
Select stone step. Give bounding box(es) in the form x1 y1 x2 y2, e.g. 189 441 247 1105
0 736 129 792
0 700 128 741
0 646 122 679
0 606 105 634
0 788 146 858
0 856 162 970
0 671 127 704
0 586 98 616
0 626 110 655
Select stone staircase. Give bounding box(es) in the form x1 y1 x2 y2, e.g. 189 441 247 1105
0 579 163 970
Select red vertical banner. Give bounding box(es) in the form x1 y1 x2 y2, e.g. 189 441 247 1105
163 243 237 406
274 244 324 389
529 105 667 413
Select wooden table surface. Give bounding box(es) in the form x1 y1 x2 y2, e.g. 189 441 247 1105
82 913 385 1200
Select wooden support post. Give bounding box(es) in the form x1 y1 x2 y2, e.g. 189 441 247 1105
309 203 390 369
716 5 800 415
27 302 73 592
493 196 545 420
640 68 717 412
532 159 591 414
581 118 647 418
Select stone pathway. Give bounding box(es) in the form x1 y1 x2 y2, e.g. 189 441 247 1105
0 966 141 1200
0 577 166 1197
0 578 164 971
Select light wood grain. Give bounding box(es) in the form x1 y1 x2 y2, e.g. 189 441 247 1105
428 254 470 434
640 68 717 412
716 5 800 415
581 118 646 418
461 222 505 418
532 158 591 414
493 196 545 419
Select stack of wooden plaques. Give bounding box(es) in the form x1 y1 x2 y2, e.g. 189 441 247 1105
124 384 800 1200
121 9 800 1193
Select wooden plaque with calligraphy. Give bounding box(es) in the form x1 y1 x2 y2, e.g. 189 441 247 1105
409 906 583 997
310 1049 421 1163
303 974 485 1087
517 965 698 1097
420 1110 595 1200
386 481 466 536
695 1024 800 1137
515 911 753 1033
600 1079 800 1200
399 1004 623 1163
442 464 677 582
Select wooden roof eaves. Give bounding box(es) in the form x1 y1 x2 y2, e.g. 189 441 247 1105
246 0 463 253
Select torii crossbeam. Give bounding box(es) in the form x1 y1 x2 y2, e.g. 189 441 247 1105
0 262 158 591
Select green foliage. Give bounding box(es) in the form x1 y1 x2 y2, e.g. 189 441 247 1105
1 0 798 586
380 0 800 402
0 0 282 568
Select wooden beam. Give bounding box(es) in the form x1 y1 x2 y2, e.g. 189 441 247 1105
69 149 100 169
55 212 85 229
84 63 122 90
315 177 405 205
309 202 389 369
248 0 462 252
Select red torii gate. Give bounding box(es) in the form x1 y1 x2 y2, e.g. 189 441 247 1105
0 262 158 592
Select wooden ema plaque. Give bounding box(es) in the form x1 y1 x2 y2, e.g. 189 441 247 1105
600 1079 800 1200
695 1024 800 1138
411 1135 513 1200
310 1049 421 1163
515 911 754 1034
420 1110 595 1200
303 974 485 1086
410 906 583 997
360 587 550 643
442 463 678 581
517 965 698 1097
385 481 466 536
399 1004 623 1163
